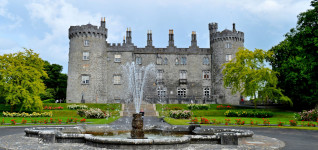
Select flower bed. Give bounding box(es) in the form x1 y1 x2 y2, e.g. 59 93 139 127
216 105 232 109
169 110 192 119
43 106 63 110
295 109 318 121
2 111 53 117
67 104 88 110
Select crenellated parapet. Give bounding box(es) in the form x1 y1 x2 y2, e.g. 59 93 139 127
209 23 244 43
68 23 108 39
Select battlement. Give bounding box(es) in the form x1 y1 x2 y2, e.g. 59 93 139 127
209 22 244 43
69 23 108 39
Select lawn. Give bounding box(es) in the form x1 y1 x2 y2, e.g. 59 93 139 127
157 104 318 130
0 103 121 126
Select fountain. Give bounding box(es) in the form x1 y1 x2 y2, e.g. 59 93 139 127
22 62 272 149
123 62 155 139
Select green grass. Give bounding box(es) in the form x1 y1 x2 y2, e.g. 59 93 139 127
0 103 122 126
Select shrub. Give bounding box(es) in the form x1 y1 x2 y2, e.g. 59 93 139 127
78 108 107 118
235 119 245 125
289 120 297 126
67 104 88 110
225 118 231 125
164 106 183 110
191 117 199 124
80 118 86 123
169 110 192 119
250 119 258 125
11 119 16 125
21 118 27 124
1 118 5 125
187 104 209 110
277 121 284 126
295 109 318 121
224 110 273 118
263 118 270 126
43 99 55 103
200 117 209 124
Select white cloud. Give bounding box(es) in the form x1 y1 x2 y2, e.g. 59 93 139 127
0 0 22 29
26 0 125 73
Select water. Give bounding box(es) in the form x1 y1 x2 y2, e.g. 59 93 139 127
122 62 155 113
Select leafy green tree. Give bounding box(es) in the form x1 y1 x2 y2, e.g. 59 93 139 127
222 48 292 106
0 49 47 111
268 0 318 110
41 61 67 100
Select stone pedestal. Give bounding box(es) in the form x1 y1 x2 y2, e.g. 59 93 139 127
131 113 145 139
220 132 238 145
39 131 55 143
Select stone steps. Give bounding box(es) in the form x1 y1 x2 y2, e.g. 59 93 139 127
122 103 158 117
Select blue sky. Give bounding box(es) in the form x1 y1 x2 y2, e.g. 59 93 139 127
0 0 312 73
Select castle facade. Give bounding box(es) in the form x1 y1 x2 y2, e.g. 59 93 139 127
66 18 244 104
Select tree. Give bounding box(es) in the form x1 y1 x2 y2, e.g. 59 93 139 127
268 0 318 110
41 61 67 100
0 49 47 111
222 48 292 106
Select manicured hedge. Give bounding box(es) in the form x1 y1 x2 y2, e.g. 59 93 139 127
224 110 274 118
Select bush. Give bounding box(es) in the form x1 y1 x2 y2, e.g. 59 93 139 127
67 104 88 110
295 109 318 121
164 106 184 110
169 110 192 119
289 120 297 126
77 108 108 118
224 110 273 118
43 99 56 103
187 104 209 110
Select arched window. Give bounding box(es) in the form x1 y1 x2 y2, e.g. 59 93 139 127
175 58 179 65
163 58 168 65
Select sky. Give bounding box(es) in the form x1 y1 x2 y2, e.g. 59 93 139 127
0 0 313 73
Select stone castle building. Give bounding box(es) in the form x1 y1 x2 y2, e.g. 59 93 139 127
66 18 244 104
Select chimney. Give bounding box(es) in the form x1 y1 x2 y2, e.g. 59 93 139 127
147 30 152 46
191 31 197 47
233 23 236 32
168 29 174 47
101 17 106 28
126 27 132 44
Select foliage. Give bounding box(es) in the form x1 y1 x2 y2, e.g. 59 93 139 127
42 99 56 103
169 110 192 119
295 109 318 121
164 106 183 110
80 118 86 123
21 118 27 124
289 120 297 126
41 61 67 100
234 119 245 125
11 119 16 125
268 0 318 110
190 117 199 124
0 49 47 111
187 104 209 110
77 108 108 119
2 111 53 117
222 48 292 106
224 110 273 118
67 104 88 110
200 117 209 124
1 118 5 125
263 118 270 126
277 121 285 126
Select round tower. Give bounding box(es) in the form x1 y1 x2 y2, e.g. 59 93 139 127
209 22 244 105
67 18 108 103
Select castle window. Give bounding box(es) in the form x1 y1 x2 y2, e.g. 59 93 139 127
136 57 142 65
204 87 210 97
225 43 232 48
203 71 210 79
157 87 166 97
180 70 187 79
157 57 162 65
114 54 121 62
113 75 121 85
177 88 186 97
163 58 168 65
81 75 90 84
175 58 179 65
226 54 232 62
181 57 187 65
203 57 209 65
157 70 163 79
83 52 89 60
84 40 89 46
